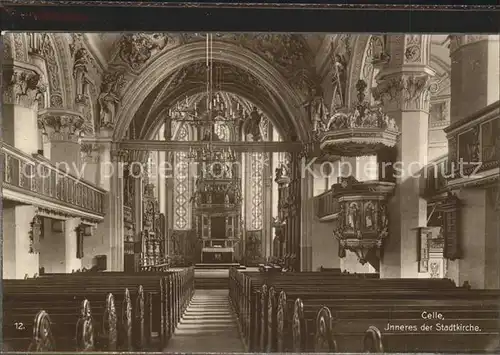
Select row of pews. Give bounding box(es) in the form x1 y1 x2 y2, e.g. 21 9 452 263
229 268 500 353
3 267 195 352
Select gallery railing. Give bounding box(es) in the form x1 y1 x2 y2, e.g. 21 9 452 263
1 143 105 217
445 101 499 178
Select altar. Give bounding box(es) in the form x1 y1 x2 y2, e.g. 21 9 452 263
200 238 238 264
201 246 234 263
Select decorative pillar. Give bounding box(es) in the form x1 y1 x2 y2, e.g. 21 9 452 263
373 35 435 278
263 155 273 259
133 163 144 270
81 143 102 184
2 63 45 279
300 168 314 271
64 217 83 272
275 159 290 260
3 206 40 279
2 63 45 154
38 109 85 177
445 35 500 289
109 148 126 271
287 151 302 271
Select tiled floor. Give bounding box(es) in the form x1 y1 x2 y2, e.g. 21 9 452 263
164 290 245 353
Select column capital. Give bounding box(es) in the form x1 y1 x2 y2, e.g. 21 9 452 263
111 149 130 163
3 62 47 109
38 108 85 143
448 35 495 54
372 67 435 112
80 142 103 164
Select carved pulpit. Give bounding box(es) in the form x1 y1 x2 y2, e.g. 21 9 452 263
333 176 395 269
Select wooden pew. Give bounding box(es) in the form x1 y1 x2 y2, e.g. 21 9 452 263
34 267 195 344
3 267 195 352
296 295 500 353
229 268 498 353
232 270 456 352
3 283 151 351
264 279 457 352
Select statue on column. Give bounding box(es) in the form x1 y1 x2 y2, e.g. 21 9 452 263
329 38 350 112
73 47 91 104
98 71 124 129
247 106 262 141
163 116 172 141
301 85 328 132
330 54 348 111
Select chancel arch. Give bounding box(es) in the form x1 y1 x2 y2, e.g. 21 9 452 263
112 40 313 141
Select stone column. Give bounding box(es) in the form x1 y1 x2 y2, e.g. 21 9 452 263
38 109 85 177
133 164 144 270
373 35 435 278
263 154 273 259
300 171 314 271
3 206 40 279
109 149 126 271
2 63 45 154
446 35 500 289
64 217 83 272
81 143 101 184
2 63 46 279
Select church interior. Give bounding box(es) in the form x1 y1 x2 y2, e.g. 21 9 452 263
2 33 499 352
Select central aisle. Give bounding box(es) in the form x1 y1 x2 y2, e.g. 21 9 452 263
164 289 245 353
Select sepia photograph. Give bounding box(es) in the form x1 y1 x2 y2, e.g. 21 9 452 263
1 2 499 354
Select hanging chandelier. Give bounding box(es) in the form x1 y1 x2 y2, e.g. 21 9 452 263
165 33 245 161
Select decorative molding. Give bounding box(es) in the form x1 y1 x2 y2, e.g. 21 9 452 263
3 64 46 109
372 72 433 112
38 109 85 142
115 33 176 71
404 35 423 63
110 149 129 162
45 34 66 108
182 33 317 100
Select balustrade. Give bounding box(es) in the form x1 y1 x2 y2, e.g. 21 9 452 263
1 143 105 216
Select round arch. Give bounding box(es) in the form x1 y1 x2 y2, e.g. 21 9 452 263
139 83 290 141
113 41 311 141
